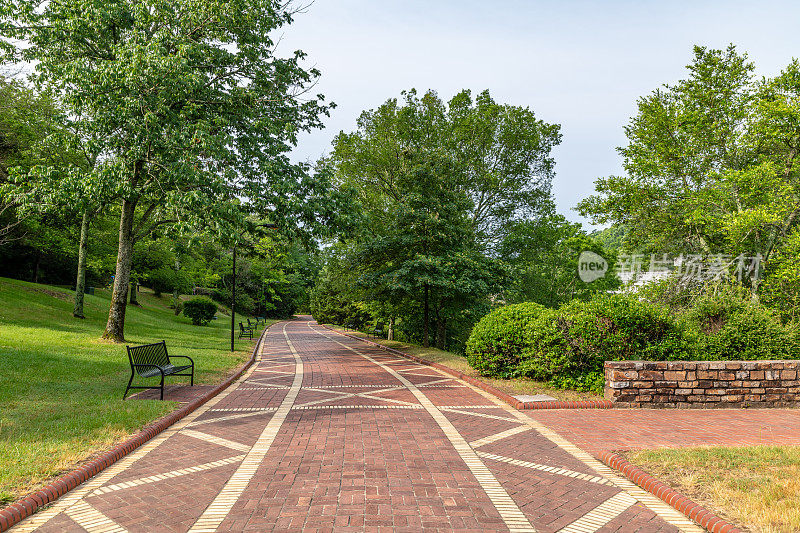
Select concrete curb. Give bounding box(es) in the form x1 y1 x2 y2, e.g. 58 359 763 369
0 324 272 533
320 324 614 410
597 451 742 533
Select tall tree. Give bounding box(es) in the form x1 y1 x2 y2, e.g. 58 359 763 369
447 89 562 249
3 0 331 340
578 45 800 281
332 89 561 249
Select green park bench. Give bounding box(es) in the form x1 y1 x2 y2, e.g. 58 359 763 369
370 321 385 339
123 341 194 400
240 322 254 339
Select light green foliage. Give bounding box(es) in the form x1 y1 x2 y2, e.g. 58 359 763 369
682 286 797 360
464 302 548 377
445 89 561 246
761 228 800 322
2 0 331 340
182 297 218 325
578 45 800 279
323 88 559 349
309 244 371 327
498 214 620 307
145 267 192 297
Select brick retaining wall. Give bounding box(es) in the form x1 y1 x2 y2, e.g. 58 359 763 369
605 360 800 408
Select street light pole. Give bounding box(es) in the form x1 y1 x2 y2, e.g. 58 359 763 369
230 246 236 352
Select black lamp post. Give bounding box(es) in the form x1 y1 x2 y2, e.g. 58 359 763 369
231 223 278 351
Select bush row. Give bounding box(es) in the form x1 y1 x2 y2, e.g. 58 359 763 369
465 284 798 393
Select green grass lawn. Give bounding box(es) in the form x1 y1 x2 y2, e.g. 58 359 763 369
0 277 273 505
626 446 800 533
326 325 603 402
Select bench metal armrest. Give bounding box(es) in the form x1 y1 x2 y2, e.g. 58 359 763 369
168 355 194 366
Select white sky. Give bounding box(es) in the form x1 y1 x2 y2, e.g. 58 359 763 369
279 0 800 226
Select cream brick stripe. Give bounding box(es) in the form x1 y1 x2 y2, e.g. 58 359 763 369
476 452 612 486
187 411 274 427
207 404 428 411
188 322 303 533
470 426 532 448
293 404 424 410
237 385 291 390
294 386 418 408
209 407 279 412
181 429 252 453
64 500 126 533
14 323 274 532
440 407 521 423
412 354 704 532
312 325 536 533
556 492 637 533
91 456 245 495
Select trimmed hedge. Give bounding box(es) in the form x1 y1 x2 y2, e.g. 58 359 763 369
683 292 797 360
465 287 797 394
518 294 694 381
465 302 548 377
183 297 218 326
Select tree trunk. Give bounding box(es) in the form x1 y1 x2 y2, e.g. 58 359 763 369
423 284 430 348
73 211 90 318
103 197 137 342
129 281 139 305
32 250 41 283
436 315 447 351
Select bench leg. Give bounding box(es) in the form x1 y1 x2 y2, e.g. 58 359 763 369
123 373 134 400
160 375 165 401
191 366 194 387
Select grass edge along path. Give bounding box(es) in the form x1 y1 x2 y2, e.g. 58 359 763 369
0 325 270 533
622 446 800 533
323 324 606 404
0 277 272 505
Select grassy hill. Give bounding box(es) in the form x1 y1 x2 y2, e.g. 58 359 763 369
0 277 270 504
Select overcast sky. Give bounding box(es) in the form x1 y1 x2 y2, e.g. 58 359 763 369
278 0 800 227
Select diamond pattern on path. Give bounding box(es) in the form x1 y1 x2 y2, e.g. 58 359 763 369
16 318 702 533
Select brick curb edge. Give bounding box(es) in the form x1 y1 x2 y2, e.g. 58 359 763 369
0 323 273 533
320 324 613 410
597 450 742 533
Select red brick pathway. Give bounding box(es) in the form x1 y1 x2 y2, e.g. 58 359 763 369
14 319 702 533
527 408 800 453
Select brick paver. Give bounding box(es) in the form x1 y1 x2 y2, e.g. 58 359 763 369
527 408 800 453
14 319 702 532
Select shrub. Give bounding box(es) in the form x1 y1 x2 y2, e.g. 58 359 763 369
519 293 694 380
146 267 192 297
682 287 797 360
183 297 218 326
465 302 548 377
548 371 605 394
635 274 707 313
210 288 255 316
761 229 800 322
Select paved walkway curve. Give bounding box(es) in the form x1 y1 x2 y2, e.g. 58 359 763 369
14 319 703 533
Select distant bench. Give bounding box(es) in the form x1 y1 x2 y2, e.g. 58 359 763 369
123 341 194 400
